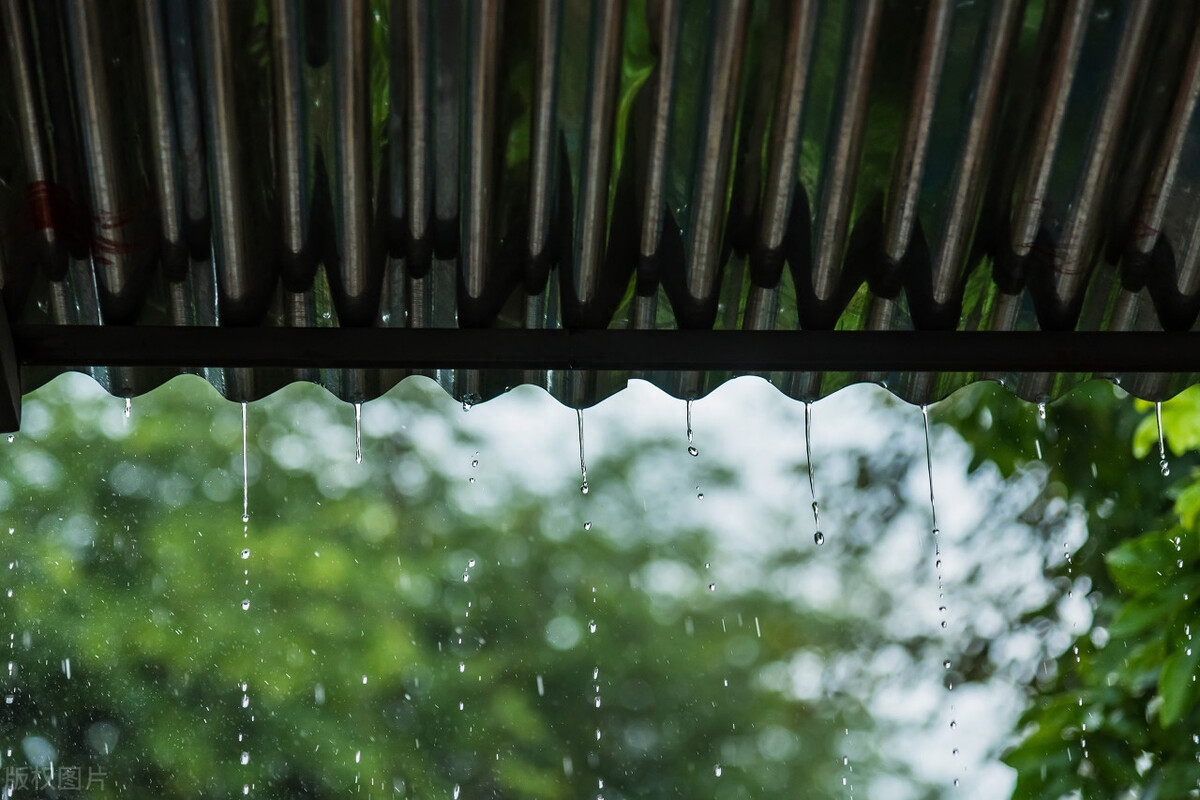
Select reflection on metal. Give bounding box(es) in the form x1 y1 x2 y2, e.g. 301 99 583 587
0 1 1198 416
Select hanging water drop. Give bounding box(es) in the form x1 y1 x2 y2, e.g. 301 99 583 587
124 397 132 418
686 399 699 457
241 402 250 523
1037 401 1046 421
354 402 363 464
577 409 590 495
1157 402 1170 477
5 435 12 443
922 406 938 537
805 402 825 545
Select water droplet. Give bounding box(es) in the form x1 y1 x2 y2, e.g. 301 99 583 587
577 409 590 496
468 559 476 568
685 399 700 458
1037 402 1046 420
243 785 250 795
588 620 597 633
594 697 601 708
1156 402 1171 477
950 720 957 729
952 748 959 756
536 675 544 696
468 477 475 484
471 458 479 469
940 621 948 629
5 435 12 444
459 662 466 673
354 402 363 463
813 531 824 546
241 403 250 524
708 583 716 592
453 784 461 799
943 660 951 669
714 765 722 777
954 779 960 788
241 599 250 611
241 549 250 560
240 752 249 765
242 694 250 708
124 397 132 418
697 488 704 500
583 521 592 531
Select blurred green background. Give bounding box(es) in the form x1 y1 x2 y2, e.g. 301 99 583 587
0 373 1197 799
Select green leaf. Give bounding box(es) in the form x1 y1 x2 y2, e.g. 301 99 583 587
1158 612 1200 727
1106 529 1181 595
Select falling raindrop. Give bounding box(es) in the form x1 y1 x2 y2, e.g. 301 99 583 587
577 409 590 495
536 675 544 696
1157 402 1171 477
588 620 597 633
241 599 250 611
240 752 249 765
459 662 465 673
708 583 716 592
453 784 461 799
805 402 825 546
583 521 592 531
686 399 699 457
354 402 363 464
714 765 722 777
124 397 132 418
5 435 12 443
696 487 704 501
471 452 479 469
241 403 250 523
240 549 250 560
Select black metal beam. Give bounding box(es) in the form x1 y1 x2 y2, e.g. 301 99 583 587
10 325 1200 373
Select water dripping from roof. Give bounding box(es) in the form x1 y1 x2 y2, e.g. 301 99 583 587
353 402 362 464
805 402 823 546
686 399 699 457
123 397 132 418
577 409 589 495
1156 402 1170 477
241 402 250 523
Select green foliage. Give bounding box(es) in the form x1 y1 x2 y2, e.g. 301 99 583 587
949 381 1200 798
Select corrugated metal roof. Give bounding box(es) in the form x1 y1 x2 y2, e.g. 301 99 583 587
0 0 1198 425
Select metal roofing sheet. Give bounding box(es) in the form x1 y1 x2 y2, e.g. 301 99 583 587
0 0 1198 421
